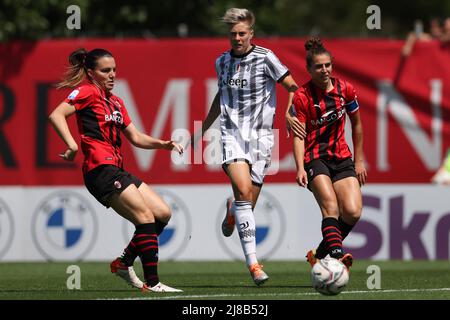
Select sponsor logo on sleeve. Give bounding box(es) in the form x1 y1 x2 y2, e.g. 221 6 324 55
68 89 80 100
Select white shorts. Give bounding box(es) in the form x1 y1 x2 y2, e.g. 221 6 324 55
221 130 274 185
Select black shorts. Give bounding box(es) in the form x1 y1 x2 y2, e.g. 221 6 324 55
83 165 143 208
305 158 356 190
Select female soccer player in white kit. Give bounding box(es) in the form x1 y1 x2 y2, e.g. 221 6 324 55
198 8 303 285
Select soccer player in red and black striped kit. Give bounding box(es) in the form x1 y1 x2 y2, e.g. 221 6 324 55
49 48 183 292
292 38 367 269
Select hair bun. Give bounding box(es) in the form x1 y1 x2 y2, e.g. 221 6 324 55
69 48 88 66
305 37 325 52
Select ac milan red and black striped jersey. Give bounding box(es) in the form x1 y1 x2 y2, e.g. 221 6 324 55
64 83 131 173
293 77 359 164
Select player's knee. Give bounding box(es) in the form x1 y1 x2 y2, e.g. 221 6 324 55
343 204 362 223
321 201 339 218
235 187 253 201
135 207 155 224
157 203 172 223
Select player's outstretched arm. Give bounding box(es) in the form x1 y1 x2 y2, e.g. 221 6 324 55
123 123 183 154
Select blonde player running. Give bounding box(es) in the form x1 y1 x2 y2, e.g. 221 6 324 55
196 8 303 285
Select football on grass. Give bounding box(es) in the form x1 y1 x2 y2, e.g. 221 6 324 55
311 257 349 295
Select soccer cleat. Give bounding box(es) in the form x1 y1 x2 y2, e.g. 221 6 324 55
339 253 353 270
221 197 235 237
110 257 144 289
142 282 183 293
249 263 269 286
306 249 318 267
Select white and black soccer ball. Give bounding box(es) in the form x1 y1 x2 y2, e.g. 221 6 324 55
311 257 349 296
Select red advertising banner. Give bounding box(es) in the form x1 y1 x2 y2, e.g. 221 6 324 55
0 39 449 185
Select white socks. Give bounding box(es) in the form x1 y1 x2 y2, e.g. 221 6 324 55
230 201 236 216
234 200 258 266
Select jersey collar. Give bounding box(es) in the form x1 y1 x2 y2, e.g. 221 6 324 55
230 44 256 58
311 77 337 94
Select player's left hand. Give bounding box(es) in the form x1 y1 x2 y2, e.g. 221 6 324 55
166 141 184 155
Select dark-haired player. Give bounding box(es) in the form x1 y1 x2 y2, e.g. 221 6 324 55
292 38 367 270
49 48 183 292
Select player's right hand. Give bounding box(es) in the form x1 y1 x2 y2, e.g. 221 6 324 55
59 147 78 161
296 169 308 188
286 113 306 139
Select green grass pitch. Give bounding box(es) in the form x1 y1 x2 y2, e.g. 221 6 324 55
1 260 450 300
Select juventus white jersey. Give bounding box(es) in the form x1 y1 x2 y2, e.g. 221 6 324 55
215 45 289 141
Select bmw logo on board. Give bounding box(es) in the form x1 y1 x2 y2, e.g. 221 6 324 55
122 188 192 260
31 191 98 261
0 198 14 259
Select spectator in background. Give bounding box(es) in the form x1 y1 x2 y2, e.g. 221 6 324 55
431 148 450 185
440 17 450 44
429 17 444 40
402 18 444 57
396 18 444 85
